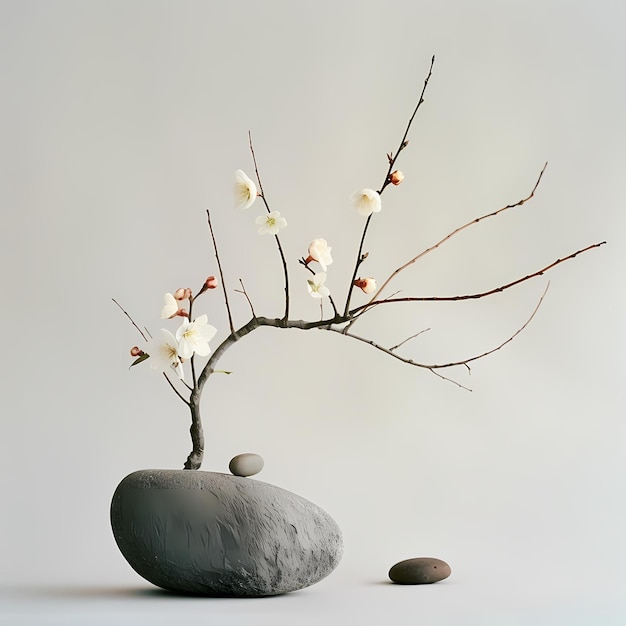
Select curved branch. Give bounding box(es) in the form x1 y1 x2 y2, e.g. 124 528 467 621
327 283 550 392
350 241 606 315
364 162 549 312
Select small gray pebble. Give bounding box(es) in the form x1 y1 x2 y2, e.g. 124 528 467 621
229 453 264 477
389 557 451 584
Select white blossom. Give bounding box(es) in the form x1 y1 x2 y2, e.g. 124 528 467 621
307 272 330 299
146 329 185 381
234 169 257 210
160 293 179 319
308 238 333 271
350 188 382 217
176 314 217 359
255 211 287 235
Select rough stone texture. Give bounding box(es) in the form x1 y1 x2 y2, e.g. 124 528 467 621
389 557 451 584
110 470 343 596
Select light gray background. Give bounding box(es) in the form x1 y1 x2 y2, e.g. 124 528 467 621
1 1 624 624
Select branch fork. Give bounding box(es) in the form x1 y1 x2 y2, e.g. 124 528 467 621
116 56 605 470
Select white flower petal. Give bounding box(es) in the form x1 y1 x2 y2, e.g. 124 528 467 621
160 293 179 319
234 170 257 209
308 238 333 271
307 272 329 299
147 329 181 372
350 188 381 217
176 315 217 358
256 211 287 235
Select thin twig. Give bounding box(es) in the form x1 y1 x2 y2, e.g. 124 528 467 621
248 131 290 322
235 278 256 317
445 282 550 369
362 163 549 314
112 298 148 341
113 298 193 400
327 282 550 391
350 241 606 314
162 372 190 406
427 368 472 392
378 54 436 196
206 208 234 334
390 328 431 352
300 258 339 316
343 217 373 317
345 289 402 329
343 56 436 317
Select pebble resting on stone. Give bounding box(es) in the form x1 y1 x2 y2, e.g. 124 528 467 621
229 453 264 477
389 557 451 584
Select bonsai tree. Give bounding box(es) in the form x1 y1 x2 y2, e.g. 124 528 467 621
115 57 605 470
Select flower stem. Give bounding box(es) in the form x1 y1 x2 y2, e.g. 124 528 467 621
343 56 435 318
248 131 290 321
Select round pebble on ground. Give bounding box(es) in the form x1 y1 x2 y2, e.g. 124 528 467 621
389 557 451 584
229 453 264 477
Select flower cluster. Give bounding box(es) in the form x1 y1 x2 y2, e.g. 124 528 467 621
233 169 391 301
132 279 218 381
235 169 288 235
303 238 333 299
131 166 394 377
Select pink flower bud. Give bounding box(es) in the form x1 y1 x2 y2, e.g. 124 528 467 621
176 308 189 318
174 288 187 300
130 346 144 357
205 276 218 289
389 170 404 186
353 277 377 294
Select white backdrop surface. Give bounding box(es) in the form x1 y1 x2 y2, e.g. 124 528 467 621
1 1 624 624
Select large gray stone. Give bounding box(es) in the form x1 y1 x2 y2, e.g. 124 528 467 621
110 470 343 596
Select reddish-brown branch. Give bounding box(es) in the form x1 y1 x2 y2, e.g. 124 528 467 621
362 163 548 314
330 282 551 391
350 241 606 315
